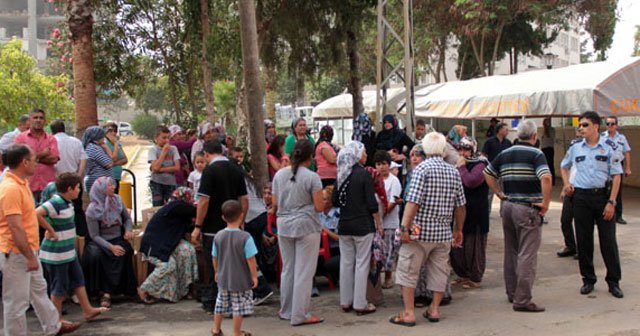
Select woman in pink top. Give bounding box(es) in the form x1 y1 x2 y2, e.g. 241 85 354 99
315 125 338 187
267 135 288 181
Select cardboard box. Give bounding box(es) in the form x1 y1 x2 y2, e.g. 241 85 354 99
133 251 149 286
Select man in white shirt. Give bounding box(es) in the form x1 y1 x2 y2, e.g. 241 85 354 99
0 115 30 152
50 119 89 236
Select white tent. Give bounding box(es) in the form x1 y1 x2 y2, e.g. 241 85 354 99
412 57 640 119
312 88 405 119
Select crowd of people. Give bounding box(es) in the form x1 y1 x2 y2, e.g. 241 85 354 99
0 108 632 335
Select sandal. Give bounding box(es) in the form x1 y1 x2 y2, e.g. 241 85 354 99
137 287 157 305
462 281 481 289
100 294 111 309
341 305 353 313
422 310 440 323
292 315 324 326
354 303 377 316
211 329 224 336
85 307 110 321
451 278 469 286
239 332 252 336
388 313 415 327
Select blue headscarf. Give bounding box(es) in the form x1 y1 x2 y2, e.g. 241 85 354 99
352 113 372 142
82 126 106 148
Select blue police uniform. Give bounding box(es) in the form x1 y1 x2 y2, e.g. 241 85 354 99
560 135 623 291
601 131 631 219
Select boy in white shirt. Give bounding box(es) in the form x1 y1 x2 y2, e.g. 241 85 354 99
374 150 402 289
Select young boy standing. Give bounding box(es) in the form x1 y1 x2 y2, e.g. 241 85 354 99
373 150 402 289
211 200 258 336
148 125 181 206
36 173 108 321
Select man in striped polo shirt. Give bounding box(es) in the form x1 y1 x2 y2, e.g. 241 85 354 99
484 119 552 313
37 172 107 322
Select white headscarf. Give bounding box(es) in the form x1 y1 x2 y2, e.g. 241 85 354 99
336 141 365 189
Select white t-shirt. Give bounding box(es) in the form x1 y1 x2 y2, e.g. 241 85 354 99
382 173 402 230
188 170 202 195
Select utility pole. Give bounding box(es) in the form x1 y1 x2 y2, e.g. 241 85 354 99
375 0 415 135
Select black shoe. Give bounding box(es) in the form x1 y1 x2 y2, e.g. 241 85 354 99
608 285 624 298
616 218 627 225
573 254 579 260
557 248 577 258
580 283 594 295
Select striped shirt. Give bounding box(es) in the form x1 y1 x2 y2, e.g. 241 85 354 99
484 143 550 203
39 194 77 264
85 143 113 193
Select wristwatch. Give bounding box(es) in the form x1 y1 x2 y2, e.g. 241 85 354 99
194 224 202 229
607 200 617 206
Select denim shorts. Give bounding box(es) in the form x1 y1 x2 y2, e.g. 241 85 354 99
150 181 176 207
43 258 85 296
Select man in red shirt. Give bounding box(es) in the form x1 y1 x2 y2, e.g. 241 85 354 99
14 108 60 204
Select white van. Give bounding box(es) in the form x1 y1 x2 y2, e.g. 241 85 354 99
118 122 134 136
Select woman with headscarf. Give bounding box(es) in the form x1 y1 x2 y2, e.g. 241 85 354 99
82 126 113 195
264 119 276 146
138 187 199 304
315 125 339 187
272 139 324 326
450 137 490 289
82 176 136 308
190 121 215 164
332 141 382 315
374 114 414 163
446 125 468 148
352 112 376 166
169 125 197 186
284 118 315 171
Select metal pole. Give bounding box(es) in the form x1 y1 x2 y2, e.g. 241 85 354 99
403 0 414 136
122 168 137 225
341 117 345 145
471 119 476 139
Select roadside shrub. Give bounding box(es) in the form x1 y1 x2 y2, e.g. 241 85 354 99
131 114 160 140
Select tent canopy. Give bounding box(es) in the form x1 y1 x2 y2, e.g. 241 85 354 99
312 88 404 119
413 57 640 119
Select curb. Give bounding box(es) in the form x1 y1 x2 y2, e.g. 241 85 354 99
124 145 143 170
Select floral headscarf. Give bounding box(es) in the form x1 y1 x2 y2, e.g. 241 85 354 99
336 141 365 189
86 176 124 226
264 119 276 144
352 112 372 142
82 126 106 148
410 143 426 160
170 186 195 205
214 123 226 143
459 136 488 164
197 122 213 139
168 124 183 139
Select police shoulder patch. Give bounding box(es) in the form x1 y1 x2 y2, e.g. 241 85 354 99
604 138 618 150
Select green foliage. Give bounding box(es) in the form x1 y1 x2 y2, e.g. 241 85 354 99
213 80 237 132
0 39 74 129
308 75 347 103
634 25 640 57
130 113 161 140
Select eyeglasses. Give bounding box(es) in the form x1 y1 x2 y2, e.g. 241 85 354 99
606 122 616 126
578 122 591 128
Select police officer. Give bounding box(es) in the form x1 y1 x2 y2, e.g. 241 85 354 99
602 116 632 224
560 111 624 299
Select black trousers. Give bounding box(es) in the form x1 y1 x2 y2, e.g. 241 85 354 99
560 195 576 252
573 190 621 286
201 234 218 310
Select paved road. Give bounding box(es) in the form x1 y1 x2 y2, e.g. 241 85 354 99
4 184 640 335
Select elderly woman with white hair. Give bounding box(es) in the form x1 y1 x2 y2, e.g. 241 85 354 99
450 137 490 289
332 141 382 315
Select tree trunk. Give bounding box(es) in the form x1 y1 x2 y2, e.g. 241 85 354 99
264 66 277 121
489 21 505 76
513 47 519 74
200 0 215 123
238 0 268 190
67 0 97 136
346 28 363 119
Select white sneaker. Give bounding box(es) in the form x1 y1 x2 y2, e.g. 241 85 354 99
253 291 273 306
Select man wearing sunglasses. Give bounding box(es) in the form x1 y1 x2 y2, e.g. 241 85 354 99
560 111 624 299
602 116 631 225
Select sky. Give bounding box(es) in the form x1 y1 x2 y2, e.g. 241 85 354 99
608 0 638 60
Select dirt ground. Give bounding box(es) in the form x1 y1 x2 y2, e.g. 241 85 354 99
2 154 640 335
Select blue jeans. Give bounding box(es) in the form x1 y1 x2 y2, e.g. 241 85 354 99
150 181 176 207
